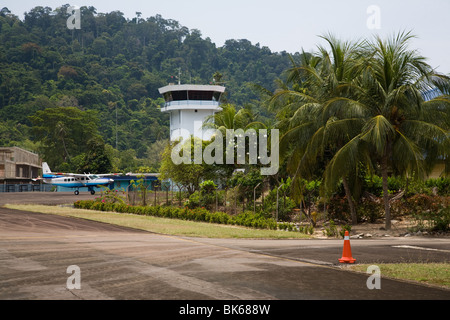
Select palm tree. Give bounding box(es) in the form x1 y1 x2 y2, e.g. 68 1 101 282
272 35 363 224
324 31 450 230
203 103 266 134
55 121 71 162
201 103 268 184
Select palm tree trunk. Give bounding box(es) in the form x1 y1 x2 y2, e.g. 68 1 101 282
342 177 357 225
381 154 391 230
61 136 70 162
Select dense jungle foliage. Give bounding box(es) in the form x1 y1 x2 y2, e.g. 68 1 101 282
0 5 294 172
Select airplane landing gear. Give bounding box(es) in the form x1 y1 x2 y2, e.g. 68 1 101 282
74 190 79 195
88 186 95 195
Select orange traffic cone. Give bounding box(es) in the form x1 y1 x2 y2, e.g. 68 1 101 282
339 230 356 263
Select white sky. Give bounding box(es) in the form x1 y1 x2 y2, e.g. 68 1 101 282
4 0 450 74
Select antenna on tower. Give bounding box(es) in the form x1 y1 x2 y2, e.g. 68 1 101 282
136 12 142 24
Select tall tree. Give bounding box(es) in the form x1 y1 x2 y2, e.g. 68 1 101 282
78 135 113 173
203 103 265 133
272 35 363 224
203 103 267 183
159 138 206 195
29 106 100 171
323 31 450 229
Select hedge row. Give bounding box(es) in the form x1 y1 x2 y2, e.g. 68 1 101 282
73 200 278 230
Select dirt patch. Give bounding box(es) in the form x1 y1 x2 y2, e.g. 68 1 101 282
346 219 412 237
313 217 450 239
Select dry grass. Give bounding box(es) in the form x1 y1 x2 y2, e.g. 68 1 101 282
348 263 450 289
4 204 312 239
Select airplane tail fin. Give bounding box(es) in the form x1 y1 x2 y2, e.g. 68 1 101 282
42 162 51 174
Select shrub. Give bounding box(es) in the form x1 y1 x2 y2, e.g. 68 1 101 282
323 220 339 237
364 175 383 196
185 185 221 210
97 188 126 204
358 198 384 222
405 194 444 215
327 195 351 222
431 206 450 232
74 200 279 230
406 194 450 232
339 224 352 238
74 200 91 209
278 222 299 232
199 180 217 193
262 188 297 221
185 191 200 209
362 175 449 197
322 220 351 238
425 178 450 196
232 211 277 230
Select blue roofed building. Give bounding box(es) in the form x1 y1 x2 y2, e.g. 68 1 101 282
56 173 162 193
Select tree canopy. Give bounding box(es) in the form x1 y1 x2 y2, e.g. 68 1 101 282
0 5 294 172
271 31 450 229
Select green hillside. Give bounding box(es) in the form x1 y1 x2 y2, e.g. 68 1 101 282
0 5 294 172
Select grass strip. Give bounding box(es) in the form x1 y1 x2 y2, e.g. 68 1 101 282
4 204 311 239
348 263 450 289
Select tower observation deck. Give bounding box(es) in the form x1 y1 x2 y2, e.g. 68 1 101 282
159 84 226 141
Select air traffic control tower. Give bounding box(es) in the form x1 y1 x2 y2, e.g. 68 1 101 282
159 84 226 141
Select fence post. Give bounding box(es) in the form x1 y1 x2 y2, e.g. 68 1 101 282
234 184 241 215
154 182 157 206
224 187 227 213
276 183 284 222
126 184 132 205
253 182 261 214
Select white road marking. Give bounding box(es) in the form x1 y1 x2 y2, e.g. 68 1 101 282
392 245 450 253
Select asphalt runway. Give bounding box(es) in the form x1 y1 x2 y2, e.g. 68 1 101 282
0 192 449 303
0 191 97 206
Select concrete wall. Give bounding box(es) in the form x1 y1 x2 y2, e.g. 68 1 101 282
169 107 217 141
0 147 41 180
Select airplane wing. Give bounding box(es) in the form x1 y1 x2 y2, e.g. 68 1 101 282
57 172 121 177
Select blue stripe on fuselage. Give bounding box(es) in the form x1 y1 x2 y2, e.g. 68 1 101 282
43 174 63 178
50 182 109 187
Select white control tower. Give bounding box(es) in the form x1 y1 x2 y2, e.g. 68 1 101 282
159 84 226 141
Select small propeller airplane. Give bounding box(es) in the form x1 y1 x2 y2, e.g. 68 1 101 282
37 162 115 195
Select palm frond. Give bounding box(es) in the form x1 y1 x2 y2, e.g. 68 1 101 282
323 135 362 192
360 115 395 155
391 129 424 177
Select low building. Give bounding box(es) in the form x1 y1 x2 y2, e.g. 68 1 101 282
0 147 42 191
108 173 161 191
427 161 447 179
